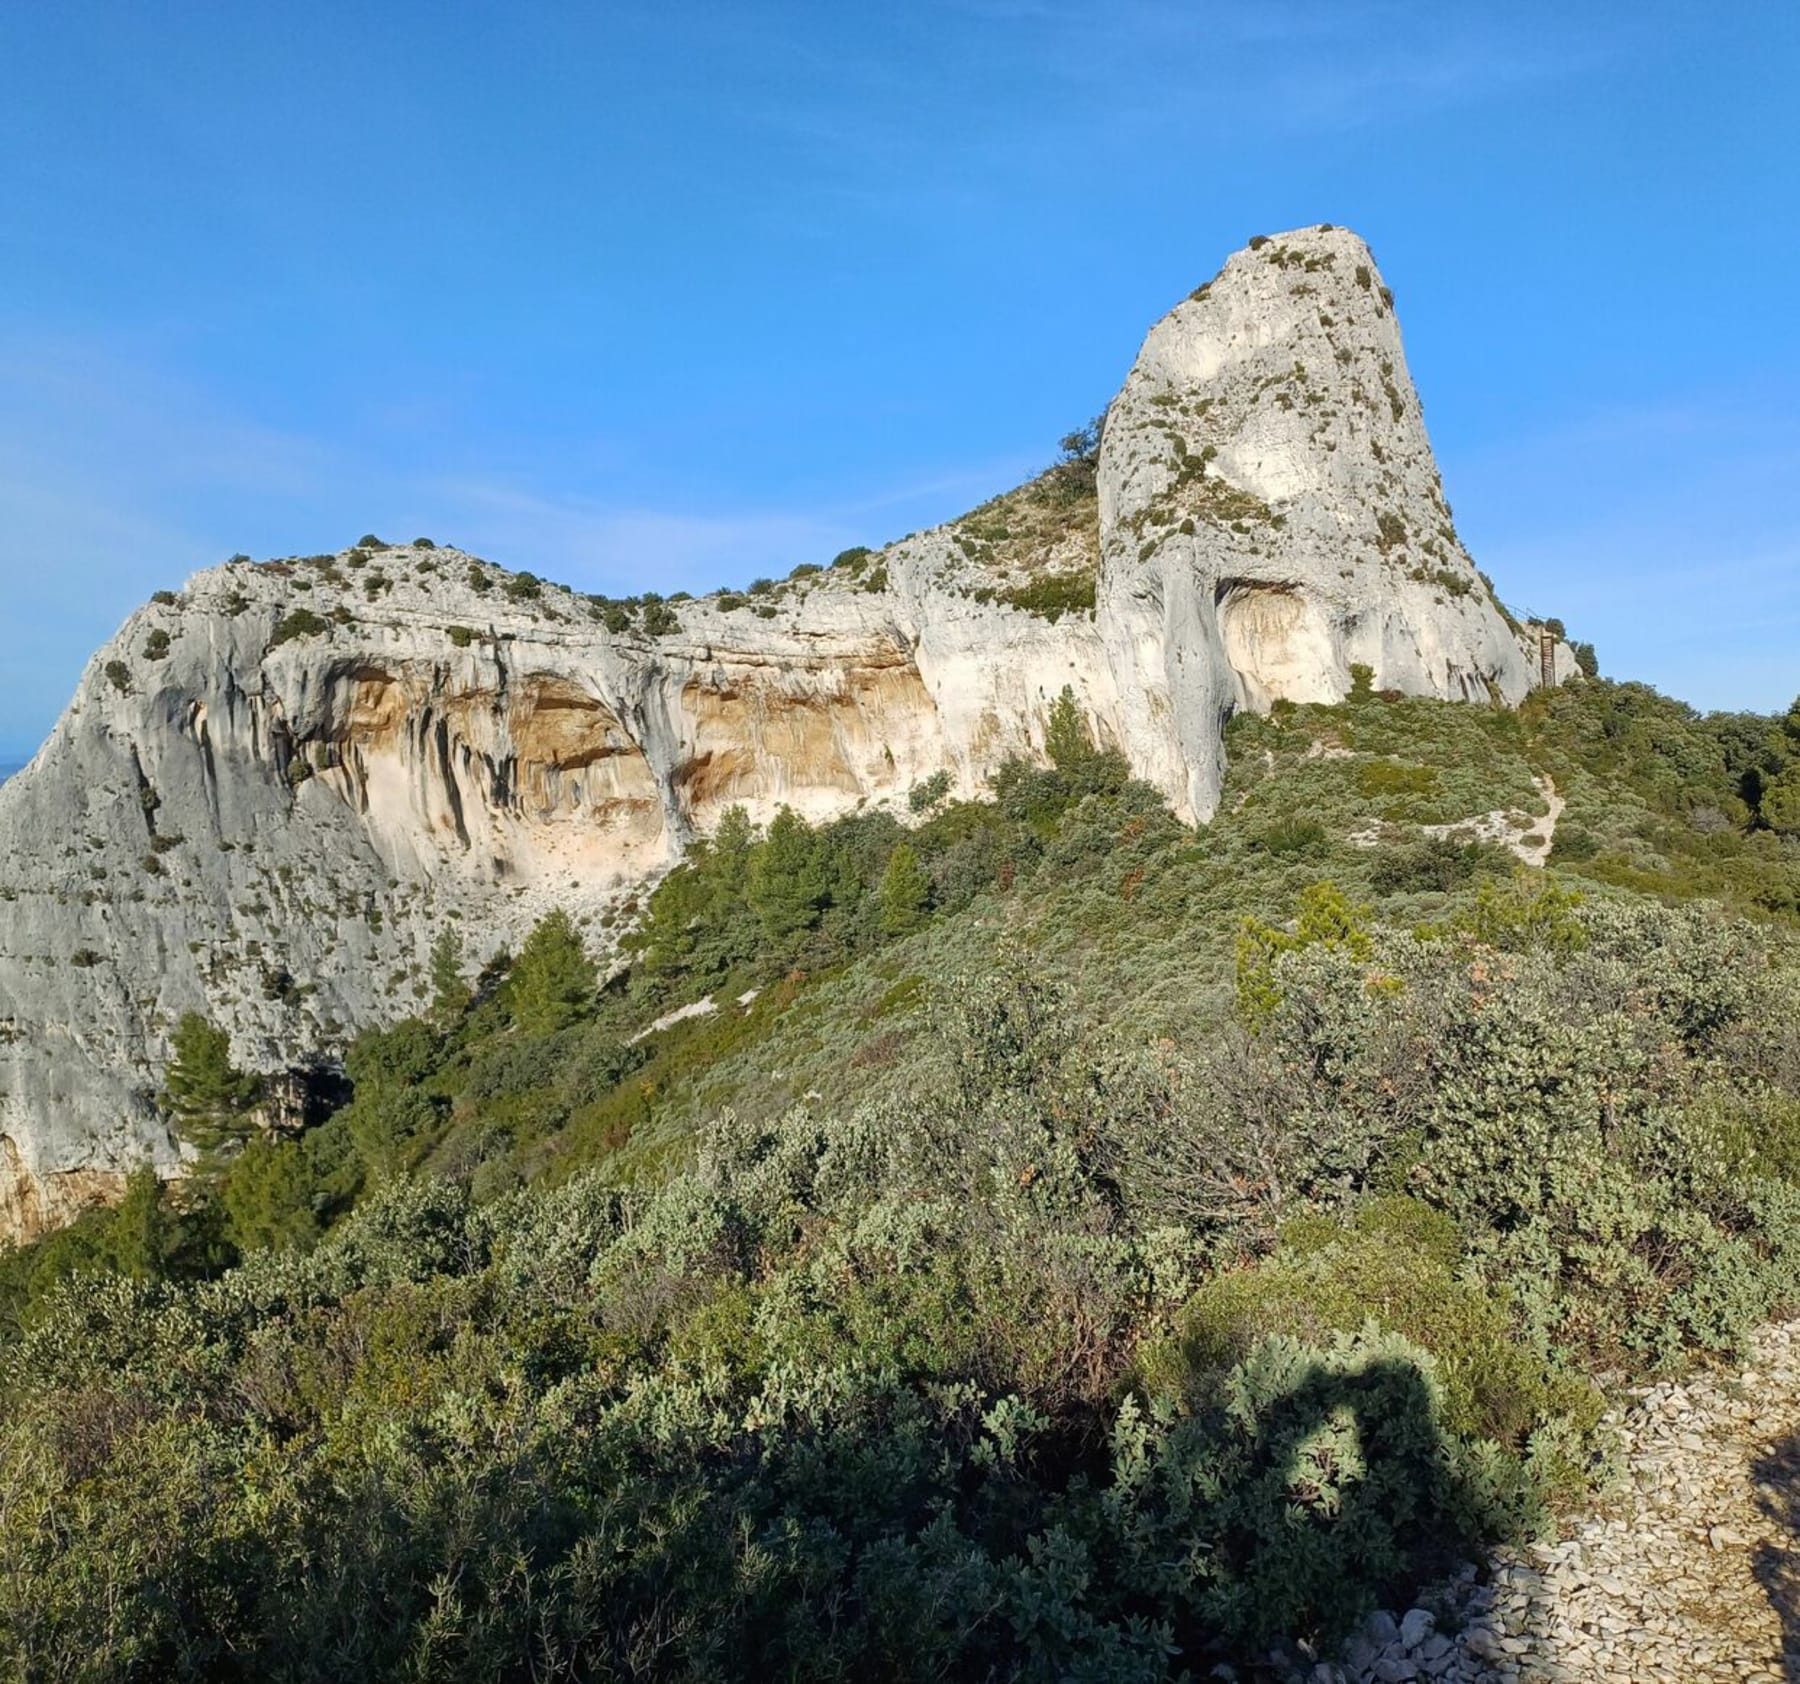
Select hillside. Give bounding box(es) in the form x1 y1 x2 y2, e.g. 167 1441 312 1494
0 224 1574 1245
6 674 1800 1679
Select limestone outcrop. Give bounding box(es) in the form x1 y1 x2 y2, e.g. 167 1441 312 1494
0 225 1568 1238
1098 223 1561 821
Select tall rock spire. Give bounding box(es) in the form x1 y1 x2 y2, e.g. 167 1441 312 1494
1096 224 1538 821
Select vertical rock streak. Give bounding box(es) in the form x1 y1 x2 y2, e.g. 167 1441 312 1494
0 225 1566 1232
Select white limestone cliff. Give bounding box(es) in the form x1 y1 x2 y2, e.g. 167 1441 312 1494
0 225 1569 1240
1098 223 1552 822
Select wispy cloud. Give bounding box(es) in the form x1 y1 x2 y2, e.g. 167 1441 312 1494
431 480 861 595
427 449 1025 595
0 332 1016 751
937 0 1614 137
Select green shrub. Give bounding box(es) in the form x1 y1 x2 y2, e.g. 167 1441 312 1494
997 571 1096 622
1356 760 1437 798
1250 815 1328 857
446 625 475 648
640 601 681 637
1369 834 1496 893
908 769 953 814
1150 1200 1601 1470
268 608 330 648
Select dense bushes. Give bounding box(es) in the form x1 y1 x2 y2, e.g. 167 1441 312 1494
0 975 1468 1679
267 607 331 647
8 879 1800 1677
9 683 1800 1676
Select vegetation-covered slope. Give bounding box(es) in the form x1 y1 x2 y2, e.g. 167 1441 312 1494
6 679 1800 1681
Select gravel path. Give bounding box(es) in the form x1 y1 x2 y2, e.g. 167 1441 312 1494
1408 773 1564 867
1314 1318 1800 1683
1508 774 1563 868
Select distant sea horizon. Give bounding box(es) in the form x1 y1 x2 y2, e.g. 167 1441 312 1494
0 760 23 784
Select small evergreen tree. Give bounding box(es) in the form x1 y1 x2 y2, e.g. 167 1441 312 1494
908 770 953 814
710 805 755 895
877 842 932 935
629 806 768 984
428 927 470 1023
162 1012 260 1164
1058 420 1101 462
105 1167 171 1279
1236 882 1374 1032
507 909 595 1035
748 807 829 944
221 1136 320 1253
1044 686 1092 773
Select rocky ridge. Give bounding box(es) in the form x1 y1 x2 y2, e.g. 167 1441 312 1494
0 224 1569 1238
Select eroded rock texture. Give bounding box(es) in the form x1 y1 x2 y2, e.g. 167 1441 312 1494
0 225 1567 1233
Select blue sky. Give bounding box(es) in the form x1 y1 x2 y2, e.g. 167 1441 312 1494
1 1 1796 760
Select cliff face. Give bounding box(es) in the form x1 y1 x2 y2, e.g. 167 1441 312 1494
1097 223 1562 821
0 225 1565 1239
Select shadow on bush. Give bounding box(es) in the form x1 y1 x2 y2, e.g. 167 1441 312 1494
0 1292 1488 1682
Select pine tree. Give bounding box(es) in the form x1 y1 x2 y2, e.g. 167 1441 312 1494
161 1011 260 1164
1044 685 1093 773
507 909 595 1035
747 807 828 944
105 1166 171 1279
429 926 470 1023
709 804 755 899
221 1136 322 1253
877 842 931 935
631 805 760 982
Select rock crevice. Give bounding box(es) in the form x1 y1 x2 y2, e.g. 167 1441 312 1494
0 224 1569 1233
